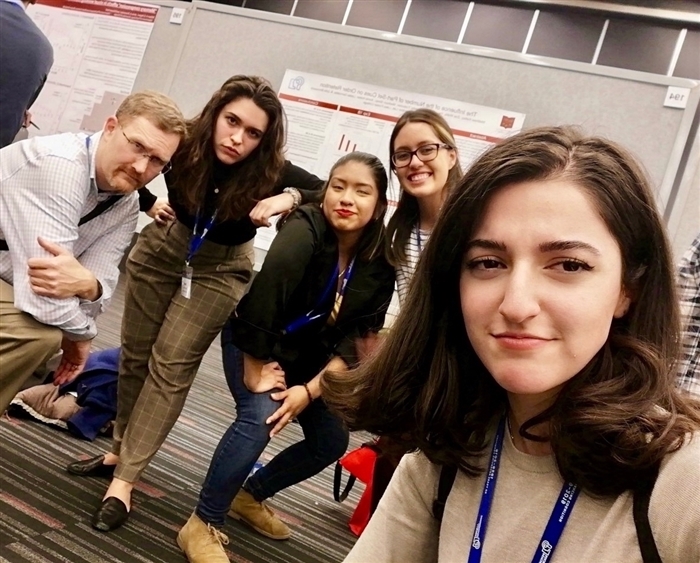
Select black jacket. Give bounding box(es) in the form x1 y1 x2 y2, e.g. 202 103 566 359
231 205 395 383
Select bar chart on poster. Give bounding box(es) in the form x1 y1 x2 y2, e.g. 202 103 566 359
26 0 158 135
278 69 526 191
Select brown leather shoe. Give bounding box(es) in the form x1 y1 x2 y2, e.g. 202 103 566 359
229 490 291 540
177 512 229 563
66 455 116 478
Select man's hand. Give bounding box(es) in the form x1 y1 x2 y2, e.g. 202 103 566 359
267 385 311 437
243 360 287 393
146 198 175 226
53 337 92 385
28 237 100 301
249 193 296 227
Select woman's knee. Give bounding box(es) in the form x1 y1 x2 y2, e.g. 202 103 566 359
316 424 350 462
235 392 279 434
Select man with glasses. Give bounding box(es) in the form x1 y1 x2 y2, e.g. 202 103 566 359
0 91 185 413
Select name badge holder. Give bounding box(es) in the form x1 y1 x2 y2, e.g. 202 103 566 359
181 210 217 299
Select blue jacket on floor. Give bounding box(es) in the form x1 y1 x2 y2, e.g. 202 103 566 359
60 348 120 441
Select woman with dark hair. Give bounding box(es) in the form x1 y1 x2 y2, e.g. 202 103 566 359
66 76 323 531
386 109 462 302
324 126 700 562
177 152 394 562
367 109 464 514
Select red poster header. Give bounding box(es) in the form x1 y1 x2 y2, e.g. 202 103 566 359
279 93 338 111
451 128 503 144
338 106 398 123
37 0 158 22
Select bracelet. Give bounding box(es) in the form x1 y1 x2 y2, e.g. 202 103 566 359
302 382 314 403
283 187 302 210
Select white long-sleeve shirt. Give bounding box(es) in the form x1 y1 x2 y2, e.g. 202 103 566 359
0 131 138 340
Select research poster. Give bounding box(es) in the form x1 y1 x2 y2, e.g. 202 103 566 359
255 70 526 251
27 0 158 136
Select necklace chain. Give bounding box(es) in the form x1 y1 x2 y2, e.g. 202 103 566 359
506 414 516 442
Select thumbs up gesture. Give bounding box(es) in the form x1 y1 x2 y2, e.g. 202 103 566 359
27 237 100 301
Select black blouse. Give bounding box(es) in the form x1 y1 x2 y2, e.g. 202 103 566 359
230 205 395 383
137 160 324 247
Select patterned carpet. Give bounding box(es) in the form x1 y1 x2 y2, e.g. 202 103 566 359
0 281 366 563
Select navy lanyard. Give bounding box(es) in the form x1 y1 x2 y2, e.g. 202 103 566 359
467 416 580 563
186 210 218 265
284 257 356 334
86 136 91 189
415 225 423 254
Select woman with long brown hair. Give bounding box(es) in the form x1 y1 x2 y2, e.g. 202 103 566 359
386 109 462 302
324 126 700 562
370 109 464 511
67 75 323 532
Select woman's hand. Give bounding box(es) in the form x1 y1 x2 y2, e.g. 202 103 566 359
243 361 287 393
249 193 296 227
267 385 311 437
147 199 175 226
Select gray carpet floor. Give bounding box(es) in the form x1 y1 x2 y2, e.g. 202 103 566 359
0 280 367 563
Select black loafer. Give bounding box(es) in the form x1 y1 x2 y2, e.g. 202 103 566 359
91 497 129 532
66 455 116 478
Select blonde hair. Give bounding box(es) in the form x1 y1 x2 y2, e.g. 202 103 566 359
115 90 186 137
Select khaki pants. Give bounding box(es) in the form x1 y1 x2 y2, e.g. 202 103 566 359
112 220 254 483
0 279 62 413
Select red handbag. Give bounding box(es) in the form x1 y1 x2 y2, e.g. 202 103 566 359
333 441 379 536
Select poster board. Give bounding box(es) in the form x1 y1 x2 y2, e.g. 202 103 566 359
254 69 527 252
162 2 698 243
27 0 158 135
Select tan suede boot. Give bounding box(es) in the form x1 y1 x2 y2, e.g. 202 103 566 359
228 490 291 540
177 512 230 563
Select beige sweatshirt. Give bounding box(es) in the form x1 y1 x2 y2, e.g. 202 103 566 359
345 432 700 563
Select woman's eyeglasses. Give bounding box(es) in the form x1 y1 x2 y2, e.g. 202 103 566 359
391 143 452 168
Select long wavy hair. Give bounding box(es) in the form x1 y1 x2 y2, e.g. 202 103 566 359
322 125 700 497
385 109 463 266
170 75 286 222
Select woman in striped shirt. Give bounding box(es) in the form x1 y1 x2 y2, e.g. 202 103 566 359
386 109 463 303
367 110 465 514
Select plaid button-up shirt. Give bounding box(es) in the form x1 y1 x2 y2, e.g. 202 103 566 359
0 132 138 340
677 233 700 400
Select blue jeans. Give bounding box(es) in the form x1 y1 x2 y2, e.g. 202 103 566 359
196 321 350 528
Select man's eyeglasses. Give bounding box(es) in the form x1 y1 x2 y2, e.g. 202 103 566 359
391 143 453 168
120 127 172 174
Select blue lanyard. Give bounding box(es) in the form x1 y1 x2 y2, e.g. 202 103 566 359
86 136 94 191
86 136 91 180
284 257 356 334
415 225 423 254
186 210 217 265
467 416 580 563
